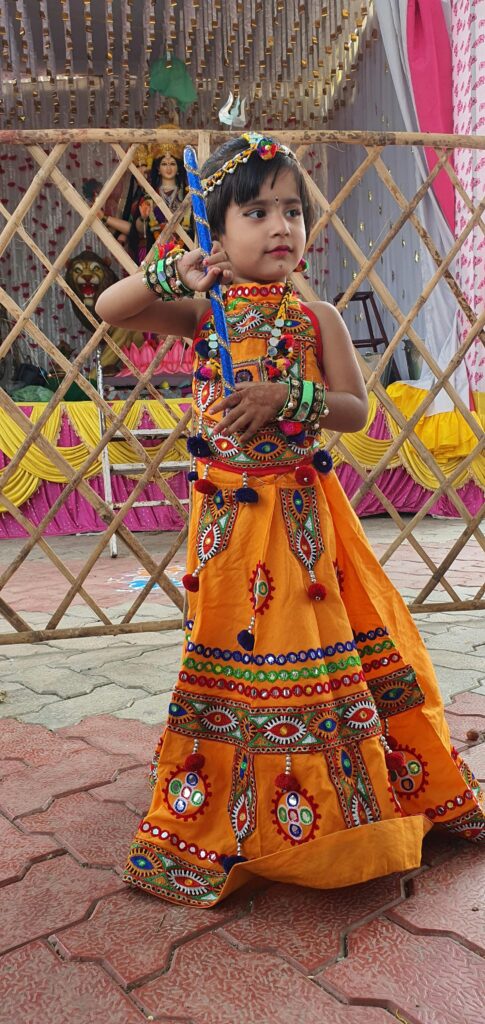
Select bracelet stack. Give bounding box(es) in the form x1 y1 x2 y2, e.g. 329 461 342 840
279 379 328 424
142 243 193 300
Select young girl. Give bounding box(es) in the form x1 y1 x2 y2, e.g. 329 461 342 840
96 134 485 908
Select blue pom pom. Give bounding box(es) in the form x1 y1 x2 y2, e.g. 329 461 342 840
221 855 248 873
237 628 255 651
313 449 333 474
289 430 306 446
234 486 259 503
187 470 198 482
194 339 211 358
187 435 211 458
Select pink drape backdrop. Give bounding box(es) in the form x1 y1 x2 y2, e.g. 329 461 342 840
406 0 455 232
0 405 481 539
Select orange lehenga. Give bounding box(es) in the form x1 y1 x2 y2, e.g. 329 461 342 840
123 282 485 907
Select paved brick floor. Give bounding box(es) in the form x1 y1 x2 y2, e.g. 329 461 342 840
0 520 484 1023
0 693 483 1024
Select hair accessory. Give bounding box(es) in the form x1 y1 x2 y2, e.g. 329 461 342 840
202 134 293 195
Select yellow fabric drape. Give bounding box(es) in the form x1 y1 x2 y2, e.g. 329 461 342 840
0 388 483 513
0 399 189 512
326 385 485 490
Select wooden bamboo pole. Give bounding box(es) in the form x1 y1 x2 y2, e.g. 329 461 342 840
1 129 483 149
0 143 68 256
0 617 184 647
411 505 485 608
120 522 189 625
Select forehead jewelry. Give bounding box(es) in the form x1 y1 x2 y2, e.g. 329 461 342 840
202 133 294 195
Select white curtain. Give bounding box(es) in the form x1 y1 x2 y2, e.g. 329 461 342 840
374 0 469 410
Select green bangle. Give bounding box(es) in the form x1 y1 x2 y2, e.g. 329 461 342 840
294 379 314 421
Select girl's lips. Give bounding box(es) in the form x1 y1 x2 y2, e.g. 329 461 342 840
267 247 291 255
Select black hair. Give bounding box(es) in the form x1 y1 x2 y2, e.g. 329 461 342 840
200 136 315 239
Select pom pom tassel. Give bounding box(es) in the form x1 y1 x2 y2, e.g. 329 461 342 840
237 614 255 651
187 470 198 482
220 855 248 873
235 472 258 504
385 751 406 772
295 465 316 486
182 567 201 592
194 478 218 495
275 772 300 792
313 449 333 474
184 752 205 771
187 434 211 458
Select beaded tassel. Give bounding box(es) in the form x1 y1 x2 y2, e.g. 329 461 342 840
237 613 255 651
308 568 326 602
380 733 406 772
275 752 300 792
194 464 217 495
235 471 258 504
184 737 205 771
182 562 202 592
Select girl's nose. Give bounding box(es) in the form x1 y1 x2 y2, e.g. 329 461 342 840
269 210 291 234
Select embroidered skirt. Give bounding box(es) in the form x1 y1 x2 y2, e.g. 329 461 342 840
123 466 485 907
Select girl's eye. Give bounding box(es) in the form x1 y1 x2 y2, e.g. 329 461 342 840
246 209 265 219
287 208 302 218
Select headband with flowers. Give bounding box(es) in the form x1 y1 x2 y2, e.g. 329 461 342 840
202 132 294 195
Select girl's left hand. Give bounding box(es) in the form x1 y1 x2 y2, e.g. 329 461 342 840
211 381 288 442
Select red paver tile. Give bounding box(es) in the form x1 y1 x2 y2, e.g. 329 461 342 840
420 828 466 866
134 931 391 1023
221 875 403 971
0 855 123 955
448 691 485 717
445 712 485 743
0 814 62 885
387 846 485 956
321 918 484 1024
0 748 138 819
0 758 28 779
21 792 139 874
464 740 485 781
0 718 86 765
58 714 160 761
0 941 146 1023
52 887 251 987
90 764 152 816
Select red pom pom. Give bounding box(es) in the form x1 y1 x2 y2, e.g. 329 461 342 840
295 465 316 486
194 479 217 495
386 735 399 750
182 573 200 592
308 582 326 601
385 751 406 772
184 753 205 770
275 772 300 792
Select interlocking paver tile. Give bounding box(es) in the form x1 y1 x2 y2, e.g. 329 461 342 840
387 846 485 955
448 691 485 717
463 740 485 781
0 717 86 765
21 792 139 873
0 748 138 819
445 711 485 743
0 855 123 955
221 875 403 970
321 917 485 1024
0 815 62 885
89 764 152 815
0 759 28 779
58 714 160 760
52 887 251 987
0 941 146 1023
134 931 392 1023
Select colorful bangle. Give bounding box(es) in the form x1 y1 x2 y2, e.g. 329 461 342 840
293 379 314 422
142 247 193 300
280 377 302 418
307 382 328 423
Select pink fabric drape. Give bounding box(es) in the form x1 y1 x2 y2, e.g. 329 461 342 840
407 0 455 233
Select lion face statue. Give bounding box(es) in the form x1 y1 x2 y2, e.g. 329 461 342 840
65 250 117 329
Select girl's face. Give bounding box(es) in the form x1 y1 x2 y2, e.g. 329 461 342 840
220 168 306 284
159 155 178 181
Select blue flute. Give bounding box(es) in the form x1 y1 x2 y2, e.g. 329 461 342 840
183 145 235 396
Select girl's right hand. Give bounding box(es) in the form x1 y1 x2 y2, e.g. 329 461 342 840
177 242 233 292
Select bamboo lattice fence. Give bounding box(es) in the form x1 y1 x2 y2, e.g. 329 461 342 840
0 129 483 645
